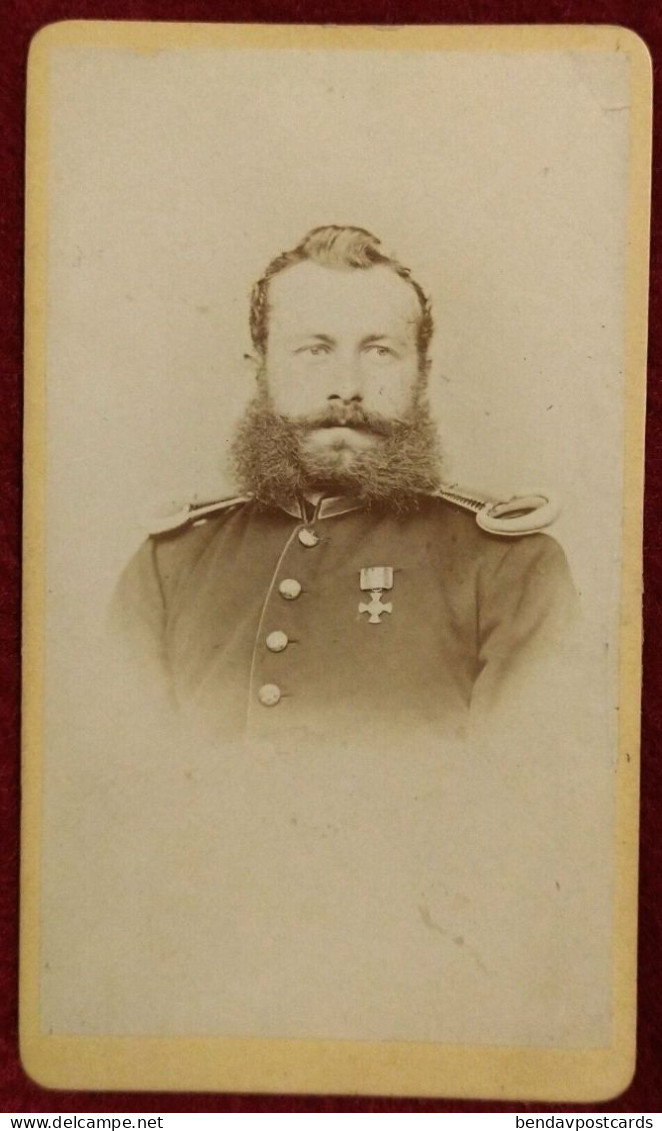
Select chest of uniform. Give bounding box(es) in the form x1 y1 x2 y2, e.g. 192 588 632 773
167 512 479 710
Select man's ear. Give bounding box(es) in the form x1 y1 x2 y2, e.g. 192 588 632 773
242 352 263 385
415 359 432 395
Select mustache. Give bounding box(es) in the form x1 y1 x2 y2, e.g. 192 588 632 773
285 403 409 436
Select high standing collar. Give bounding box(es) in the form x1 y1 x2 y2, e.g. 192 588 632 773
277 496 365 522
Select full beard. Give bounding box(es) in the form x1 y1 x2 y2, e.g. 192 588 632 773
230 392 443 513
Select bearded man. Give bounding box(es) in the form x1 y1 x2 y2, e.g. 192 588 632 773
113 225 577 742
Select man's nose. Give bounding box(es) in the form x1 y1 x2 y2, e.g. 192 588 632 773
327 391 363 406
327 356 363 403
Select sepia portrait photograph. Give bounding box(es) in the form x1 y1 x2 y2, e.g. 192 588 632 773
20 22 651 1101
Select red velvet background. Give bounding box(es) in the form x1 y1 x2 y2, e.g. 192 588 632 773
1 0 659 1114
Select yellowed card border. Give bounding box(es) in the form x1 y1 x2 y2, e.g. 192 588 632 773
20 20 652 1101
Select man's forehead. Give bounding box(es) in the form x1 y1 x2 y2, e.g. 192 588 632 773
267 261 422 336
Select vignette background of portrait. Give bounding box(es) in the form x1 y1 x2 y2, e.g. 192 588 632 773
34 32 637 1057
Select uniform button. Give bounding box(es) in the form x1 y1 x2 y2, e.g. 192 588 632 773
258 683 282 707
279 578 302 600
298 527 320 547
266 630 289 653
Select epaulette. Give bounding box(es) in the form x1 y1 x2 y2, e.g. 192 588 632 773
435 484 560 536
146 493 252 536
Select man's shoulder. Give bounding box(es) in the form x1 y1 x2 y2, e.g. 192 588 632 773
147 492 253 539
417 491 546 543
141 493 253 583
112 494 253 629
416 492 491 543
415 491 570 577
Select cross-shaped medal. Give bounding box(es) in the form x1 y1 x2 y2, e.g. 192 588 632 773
358 566 394 624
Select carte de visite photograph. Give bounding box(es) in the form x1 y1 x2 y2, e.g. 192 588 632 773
20 21 651 1101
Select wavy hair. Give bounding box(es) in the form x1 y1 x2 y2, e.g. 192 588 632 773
249 226 433 367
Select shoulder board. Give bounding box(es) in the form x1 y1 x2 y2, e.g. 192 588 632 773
147 493 252 536
434 485 560 537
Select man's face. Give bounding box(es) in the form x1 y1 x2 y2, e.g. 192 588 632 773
260 261 424 471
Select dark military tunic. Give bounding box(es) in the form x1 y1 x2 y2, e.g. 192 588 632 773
112 493 578 742
107 495 598 1047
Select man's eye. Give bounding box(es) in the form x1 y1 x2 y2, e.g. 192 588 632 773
365 345 396 360
296 344 331 357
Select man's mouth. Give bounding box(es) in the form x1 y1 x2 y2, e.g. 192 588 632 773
316 408 368 428
294 409 397 436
